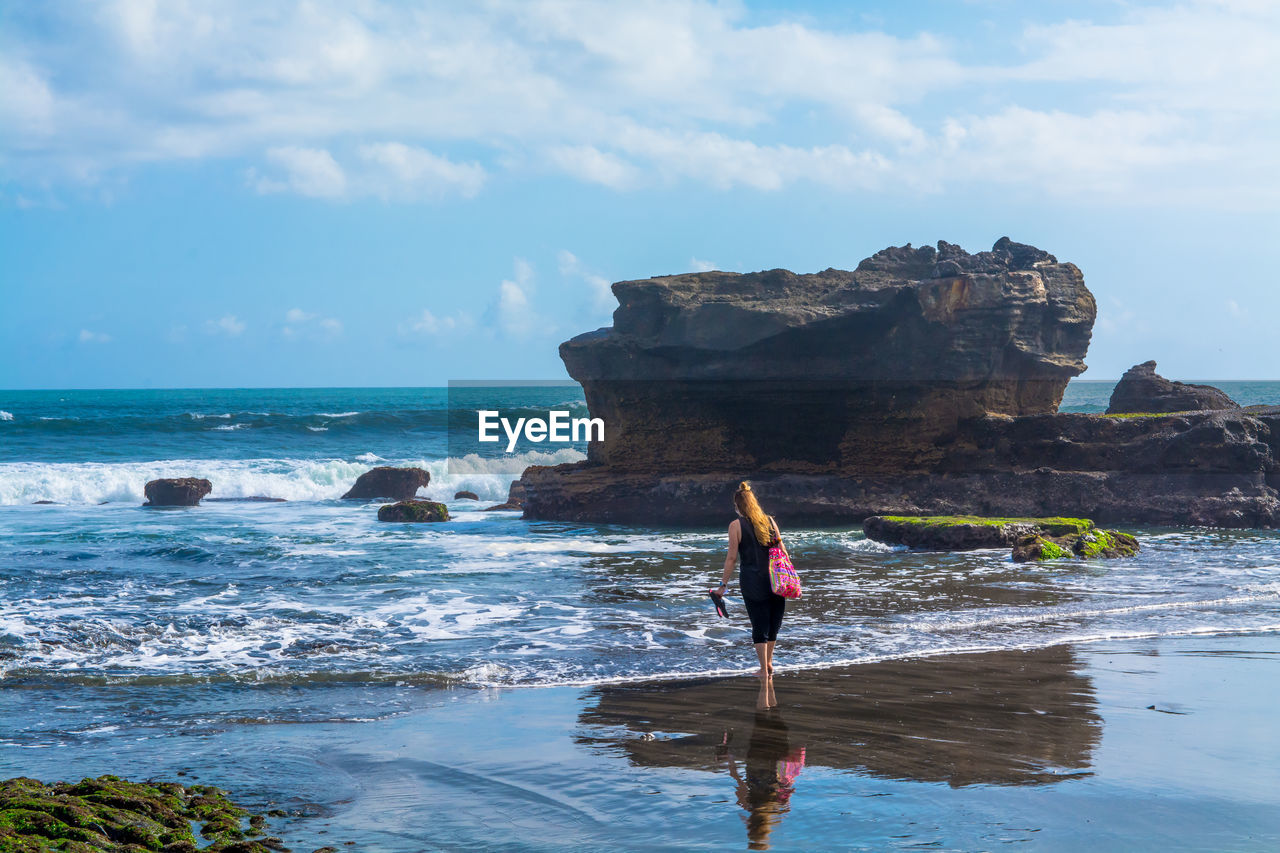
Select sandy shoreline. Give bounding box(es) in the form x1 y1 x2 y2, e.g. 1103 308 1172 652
5 632 1280 850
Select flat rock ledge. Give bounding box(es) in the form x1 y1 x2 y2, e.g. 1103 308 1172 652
341 466 430 501
864 515 1093 550
0 774 284 852
377 499 450 523
864 515 1139 562
143 478 212 507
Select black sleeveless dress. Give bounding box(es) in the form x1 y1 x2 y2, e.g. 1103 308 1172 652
737 513 776 602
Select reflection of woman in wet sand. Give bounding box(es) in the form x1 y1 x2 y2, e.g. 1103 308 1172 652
719 680 805 850
715 482 788 678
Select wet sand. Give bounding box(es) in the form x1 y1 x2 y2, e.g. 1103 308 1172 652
5 633 1280 851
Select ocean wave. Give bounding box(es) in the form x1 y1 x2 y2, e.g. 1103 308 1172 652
0 448 583 505
0 411 12 421
210 423 250 431
316 411 361 418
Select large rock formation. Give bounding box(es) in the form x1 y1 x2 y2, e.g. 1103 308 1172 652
341 467 430 500
1107 360 1238 414
143 478 212 507
521 239 1280 528
561 237 1095 475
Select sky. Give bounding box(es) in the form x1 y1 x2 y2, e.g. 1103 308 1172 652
1 0 1277 388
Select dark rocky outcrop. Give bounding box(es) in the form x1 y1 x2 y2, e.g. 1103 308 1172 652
561 237 1094 476
862 514 1137 561
377 499 450 522
143 478 212 507
454 490 480 501
0 775 284 851
864 516 1093 550
341 466 430 500
483 480 526 511
518 238 1280 528
1107 360 1238 414
1012 528 1139 562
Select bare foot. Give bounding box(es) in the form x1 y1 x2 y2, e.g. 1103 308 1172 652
754 668 768 679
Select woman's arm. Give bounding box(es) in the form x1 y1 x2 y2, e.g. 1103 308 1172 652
771 516 788 555
717 520 740 593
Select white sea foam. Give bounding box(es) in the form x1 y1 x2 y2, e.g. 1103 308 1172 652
0 448 580 505
317 411 361 418
306 426 329 432
188 412 232 420
210 423 249 431
0 411 13 421
421 449 585 503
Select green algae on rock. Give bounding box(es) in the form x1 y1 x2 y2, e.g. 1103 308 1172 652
862 514 1140 563
376 499 450 523
1012 528 1141 563
0 775 285 852
863 515 1094 551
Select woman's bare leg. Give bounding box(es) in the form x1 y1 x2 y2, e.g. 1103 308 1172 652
765 641 775 673
754 642 769 678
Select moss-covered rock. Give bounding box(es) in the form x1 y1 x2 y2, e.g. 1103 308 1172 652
376 499 450 523
0 775 285 852
1012 528 1141 562
863 514 1139 562
863 515 1094 550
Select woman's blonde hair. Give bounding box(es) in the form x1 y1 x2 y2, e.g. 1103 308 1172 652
734 481 774 545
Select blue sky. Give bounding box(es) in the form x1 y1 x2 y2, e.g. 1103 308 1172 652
1 0 1277 388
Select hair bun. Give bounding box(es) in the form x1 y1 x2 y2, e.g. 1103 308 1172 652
739 481 752 491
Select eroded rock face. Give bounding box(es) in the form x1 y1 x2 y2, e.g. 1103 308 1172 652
522 239 1280 528
522 407 1280 527
341 467 430 500
1106 361 1238 414
144 477 212 506
561 238 1095 475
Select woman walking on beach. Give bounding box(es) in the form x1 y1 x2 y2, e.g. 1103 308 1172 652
714 482 788 678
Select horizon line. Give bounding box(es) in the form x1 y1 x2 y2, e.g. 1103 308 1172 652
3 378 1279 393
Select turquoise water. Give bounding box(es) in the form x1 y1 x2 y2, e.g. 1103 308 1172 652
0 381 1278 848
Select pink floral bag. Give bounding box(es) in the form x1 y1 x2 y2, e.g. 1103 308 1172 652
767 522 801 599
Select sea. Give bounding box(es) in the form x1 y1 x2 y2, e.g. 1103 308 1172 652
0 381 1277 689
1 381 1279 848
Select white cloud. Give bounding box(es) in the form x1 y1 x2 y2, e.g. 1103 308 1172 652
205 314 246 336
2 1 1277 207
358 143 486 199
558 250 614 313
250 143 484 201
78 328 111 344
486 258 551 339
546 146 639 190
282 308 342 340
690 257 716 272
254 147 347 198
399 308 474 336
